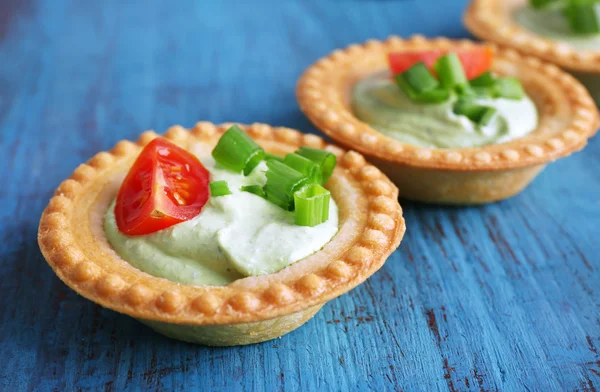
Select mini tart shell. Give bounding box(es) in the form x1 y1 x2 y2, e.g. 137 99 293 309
464 0 600 73
38 122 405 345
297 36 599 204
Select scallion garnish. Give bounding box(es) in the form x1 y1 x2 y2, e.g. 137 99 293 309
294 184 331 227
264 160 309 211
455 83 476 97
395 62 440 99
283 153 322 184
265 153 284 162
530 0 560 8
469 71 496 87
492 77 525 100
212 125 265 176
209 180 232 197
208 129 339 225
434 53 468 90
478 107 498 127
565 1 600 34
241 184 266 198
453 100 498 126
412 87 451 103
295 147 337 183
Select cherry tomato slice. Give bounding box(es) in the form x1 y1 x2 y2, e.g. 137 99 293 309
455 47 494 80
115 138 210 236
387 47 493 80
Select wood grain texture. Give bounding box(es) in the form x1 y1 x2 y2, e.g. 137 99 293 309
0 0 598 391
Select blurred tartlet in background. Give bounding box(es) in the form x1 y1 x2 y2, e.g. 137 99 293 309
297 36 598 204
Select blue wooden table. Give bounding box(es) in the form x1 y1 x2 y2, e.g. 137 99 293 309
1 0 599 391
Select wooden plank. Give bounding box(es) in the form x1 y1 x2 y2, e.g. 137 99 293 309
0 0 598 391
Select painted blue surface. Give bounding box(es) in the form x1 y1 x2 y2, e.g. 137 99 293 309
0 0 599 391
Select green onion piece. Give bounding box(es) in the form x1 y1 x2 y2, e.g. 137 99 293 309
241 185 266 198
434 53 468 89
264 153 284 162
453 99 498 126
294 184 331 227
264 160 308 210
471 86 493 97
412 87 451 103
478 107 498 127
492 77 525 100
211 125 265 176
530 0 560 9
453 99 480 119
455 83 476 97
395 62 440 100
295 147 337 183
283 153 322 184
209 180 231 197
565 2 600 34
469 71 496 87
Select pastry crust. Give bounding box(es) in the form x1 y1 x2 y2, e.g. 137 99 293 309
38 123 405 326
296 35 599 172
464 0 600 73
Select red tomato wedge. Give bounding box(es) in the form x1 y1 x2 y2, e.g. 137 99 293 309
388 47 494 80
115 138 210 236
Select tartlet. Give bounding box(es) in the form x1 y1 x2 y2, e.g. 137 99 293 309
37 122 405 346
297 36 599 204
464 0 600 72
464 0 600 104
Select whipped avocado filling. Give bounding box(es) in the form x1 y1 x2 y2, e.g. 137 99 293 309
351 72 538 149
514 6 600 50
104 155 339 286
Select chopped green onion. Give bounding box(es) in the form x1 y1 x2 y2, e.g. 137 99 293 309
434 53 468 89
478 107 498 126
264 153 284 162
453 99 479 118
209 180 231 197
412 87 451 103
295 147 337 183
455 83 476 97
264 160 308 210
469 71 496 87
492 77 525 100
211 125 265 176
453 100 498 126
530 0 560 9
241 185 266 198
565 2 600 34
395 62 440 99
283 153 322 184
471 86 493 97
294 184 331 227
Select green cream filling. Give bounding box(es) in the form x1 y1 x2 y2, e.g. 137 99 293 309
514 5 600 50
104 153 339 286
351 72 538 149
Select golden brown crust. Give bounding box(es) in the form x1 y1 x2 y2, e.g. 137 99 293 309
296 36 599 171
464 0 600 73
38 123 405 325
